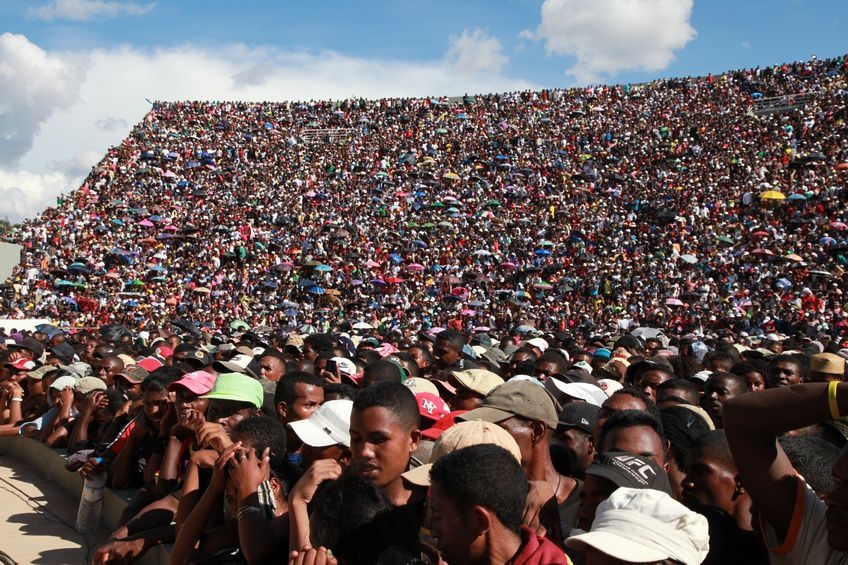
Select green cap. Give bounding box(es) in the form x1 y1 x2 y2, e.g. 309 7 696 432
200 372 263 409
460 380 560 429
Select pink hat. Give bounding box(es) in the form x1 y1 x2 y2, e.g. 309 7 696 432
168 371 217 396
137 356 163 372
415 392 450 423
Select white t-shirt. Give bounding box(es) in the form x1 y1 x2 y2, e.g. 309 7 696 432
762 478 848 564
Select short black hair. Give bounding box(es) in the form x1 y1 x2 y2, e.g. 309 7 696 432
730 359 768 378
363 360 403 384
103 387 127 415
435 329 465 352
535 351 568 374
232 415 289 481
352 381 419 431
598 409 665 453
274 371 323 407
310 470 420 564
660 405 712 469
778 435 840 496
140 376 168 394
702 350 738 370
147 365 184 386
305 333 336 354
706 372 748 393
430 444 528 533
607 386 662 423
324 383 358 401
690 430 734 468
770 353 811 380
408 345 433 365
356 349 382 365
656 379 699 406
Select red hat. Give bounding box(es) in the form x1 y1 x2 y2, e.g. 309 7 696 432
415 392 450 423
137 356 163 372
421 410 468 440
6 358 36 371
168 370 216 396
156 345 174 359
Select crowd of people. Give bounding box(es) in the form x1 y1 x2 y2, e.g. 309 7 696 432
0 53 846 564
1 55 847 340
0 317 846 564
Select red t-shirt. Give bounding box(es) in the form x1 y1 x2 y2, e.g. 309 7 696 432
508 526 573 565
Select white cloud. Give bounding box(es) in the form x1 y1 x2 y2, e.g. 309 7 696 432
1 35 536 222
444 29 509 75
0 33 85 166
529 0 696 84
28 0 154 21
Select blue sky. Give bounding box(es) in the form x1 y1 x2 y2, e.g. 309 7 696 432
0 0 846 221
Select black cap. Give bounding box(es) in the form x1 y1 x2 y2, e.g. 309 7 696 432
49 342 75 363
614 335 643 350
557 401 600 434
182 348 211 369
10 337 45 360
586 451 671 494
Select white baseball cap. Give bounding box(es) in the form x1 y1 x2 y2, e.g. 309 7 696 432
566 487 709 565
288 399 353 448
330 357 357 376
549 380 608 406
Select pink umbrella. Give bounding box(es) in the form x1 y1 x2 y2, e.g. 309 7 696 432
138 219 154 227
275 262 294 272
461 309 476 316
163 225 179 231
363 259 381 269
407 263 425 272
665 298 684 307
830 222 847 231
500 262 518 270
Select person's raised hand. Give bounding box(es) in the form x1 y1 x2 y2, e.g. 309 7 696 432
289 459 342 507
229 447 270 498
209 441 240 493
84 391 108 414
196 421 233 453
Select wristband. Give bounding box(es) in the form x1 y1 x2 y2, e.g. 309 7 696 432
11 397 23 402
828 381 841 420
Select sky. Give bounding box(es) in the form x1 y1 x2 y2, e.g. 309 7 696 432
1 0 846 222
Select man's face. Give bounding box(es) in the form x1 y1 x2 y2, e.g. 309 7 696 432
174 387 209 420
704 375 745 427
682 446 738 514
825 446 848 551
206 399 255 435
638 370 672 402
533 360 563 382
600 425 666 467
142 389 168 426
302 344 319 362
767 361 802 388
553 426 594 477
433 339 461 370
350 406 418 488
764 340 783 354
259 355 285 383
643 340 661 357
289 382 324 423
577 474 618 531
98 357 124 387
301 444 351 469
448 387 484 411
408 347 430 370
595 394 648 443
429 482 482 565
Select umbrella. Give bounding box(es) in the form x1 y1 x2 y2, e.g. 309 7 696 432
679 254 697 264
314 264 333 272
193 287 211 294
513 291 531 300
783 253 803 262
111 218 124 226
297 278 316 288
665 298 684 306
68 262 89 273
820 237 837 246
138 219 154 227
384 277 406 284
352 322 373 330
538 240 555 247
407 263 425 272
716 235 734 245
500 262 518 270
830 222 847 231
534 249 552 257
307 286 325 295
751 230 769 238
809 270 832 278
760 190 786 201
631 327 665 340
276 262 294 272
775 278 792 290
363 259 381 268
787 194 807 201
751 248 774 256
442 172 460 180
473 249 493 256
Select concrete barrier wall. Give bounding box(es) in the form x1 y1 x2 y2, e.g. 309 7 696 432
0 436 170 565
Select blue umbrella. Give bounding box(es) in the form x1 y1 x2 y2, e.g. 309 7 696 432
821 237 837 246
787 194 806 201
314 264 333 272
148 265 167 272
111 218 124 226
307 286 325 295
68 262 89 273
262 280 280 289
534 249 553 257
297 278 316 288
775 278 792 290
389 253 403 263
411 240 429 249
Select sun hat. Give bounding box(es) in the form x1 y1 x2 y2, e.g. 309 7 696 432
548 379 608 407
200 372 263 409
449 369 504 396
288 399 354 448
565 488 709 565
401 420 521 486
75 376 108 395
404 377 440 396
811 352 846 377
26 365 54 380
168 370 217 396
50 375 78 391
460 380 560 429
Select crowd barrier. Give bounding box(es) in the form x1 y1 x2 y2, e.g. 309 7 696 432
0 436 170 565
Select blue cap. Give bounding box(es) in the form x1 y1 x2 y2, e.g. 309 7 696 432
593 348 611 360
